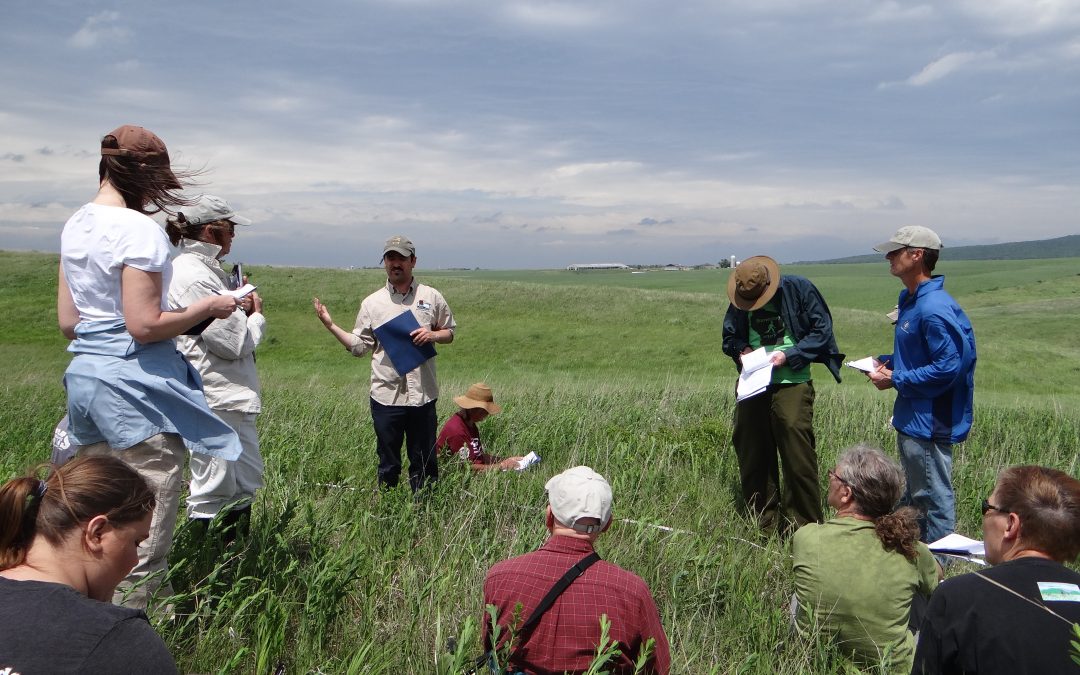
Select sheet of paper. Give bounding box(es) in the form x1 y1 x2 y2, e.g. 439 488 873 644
736 347 773 402
216 283 257 299
844 356 878 372
928 532 987 565
516 451 541 471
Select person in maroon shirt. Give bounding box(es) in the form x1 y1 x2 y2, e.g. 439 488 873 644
435 383 523 472
482 466 671 674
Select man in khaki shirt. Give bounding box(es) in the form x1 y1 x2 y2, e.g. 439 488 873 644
314 236 456 491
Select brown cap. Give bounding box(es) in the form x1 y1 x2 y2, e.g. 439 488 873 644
727 255 781 311
100 125 172 165
453 382 502 414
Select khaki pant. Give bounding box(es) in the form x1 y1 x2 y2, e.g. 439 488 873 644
78 432 185 610
187 409 264 519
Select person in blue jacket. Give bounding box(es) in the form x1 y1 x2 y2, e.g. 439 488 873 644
868 226 976 546
722 256 844 535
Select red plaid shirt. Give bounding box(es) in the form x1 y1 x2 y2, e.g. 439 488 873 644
482 535 670 674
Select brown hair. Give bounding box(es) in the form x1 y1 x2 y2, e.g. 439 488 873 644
98 131 200 215
834 444 922 561
0 456 155 570
164 214 232 247
921 248 939 273
994 465 1080 562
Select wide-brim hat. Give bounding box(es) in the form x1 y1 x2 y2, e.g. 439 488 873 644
727 255 781 311
453 382 502 414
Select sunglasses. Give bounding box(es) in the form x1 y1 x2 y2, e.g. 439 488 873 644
981 498 1007 516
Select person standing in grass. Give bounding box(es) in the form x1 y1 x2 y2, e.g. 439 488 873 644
792 445 938 674
913 465 1080 675
868 227 976 546
166 195 265 540
435 382 524 472
482 466 670 674
313 236 455 492
58 125 242 610
722 255 844 535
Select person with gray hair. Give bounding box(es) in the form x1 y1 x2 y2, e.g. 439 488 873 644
792 444 939 674
913 465 1080 675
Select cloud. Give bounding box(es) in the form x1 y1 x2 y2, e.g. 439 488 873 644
68 11 128 49
879 51 992 88
1 153 25 163
503 2 607 29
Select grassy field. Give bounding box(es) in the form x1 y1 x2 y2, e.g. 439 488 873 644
1 250 1079 673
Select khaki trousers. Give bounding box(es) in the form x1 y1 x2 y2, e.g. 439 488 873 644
78 432 185 610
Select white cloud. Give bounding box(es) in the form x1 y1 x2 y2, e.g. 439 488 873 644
503 2 607 29
68 11 128 49
878 51 993 88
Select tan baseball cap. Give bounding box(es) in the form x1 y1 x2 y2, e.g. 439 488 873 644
874 226 943 253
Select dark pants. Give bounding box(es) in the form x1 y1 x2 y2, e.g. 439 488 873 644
370 398 439 492
732 381 822 533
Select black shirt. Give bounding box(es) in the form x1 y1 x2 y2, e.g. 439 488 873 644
0 577 178 674
913 557 1080 674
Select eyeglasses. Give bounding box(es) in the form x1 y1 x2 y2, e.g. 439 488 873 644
828 469 853 489
981 498 1007 516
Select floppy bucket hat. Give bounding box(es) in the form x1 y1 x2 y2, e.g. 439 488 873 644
383 235 415 257
545 466 612 534
453 382 502 415
727 255 781 311
177 194 252 227
873 226 943 253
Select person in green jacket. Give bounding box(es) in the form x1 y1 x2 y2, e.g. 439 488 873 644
792 444 939 674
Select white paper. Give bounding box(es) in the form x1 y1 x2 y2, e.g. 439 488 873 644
844 356 878 373
736 347 773 402
516 451 541 471
928 532 987 565
216 283 257 299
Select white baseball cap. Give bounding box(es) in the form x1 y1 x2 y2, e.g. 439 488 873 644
545 466 612 534
179 194 252 227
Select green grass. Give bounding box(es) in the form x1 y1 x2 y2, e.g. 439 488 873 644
2 250 1079 673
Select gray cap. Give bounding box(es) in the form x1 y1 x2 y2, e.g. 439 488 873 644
873 225 942 253
545 466 612 534
179 195 252 227
383 235 415 257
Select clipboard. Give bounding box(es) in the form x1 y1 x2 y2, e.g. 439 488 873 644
373 310 437 376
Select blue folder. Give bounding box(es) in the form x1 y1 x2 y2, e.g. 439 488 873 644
372 310 437 376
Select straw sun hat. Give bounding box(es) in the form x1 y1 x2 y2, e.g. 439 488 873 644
453 382 502 414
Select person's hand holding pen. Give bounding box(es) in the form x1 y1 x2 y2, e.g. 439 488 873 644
867 358 894 390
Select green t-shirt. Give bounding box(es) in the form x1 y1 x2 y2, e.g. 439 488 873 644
748 300 810 384
791 517 938 674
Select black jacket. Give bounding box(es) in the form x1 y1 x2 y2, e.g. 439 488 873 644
721 275 844 383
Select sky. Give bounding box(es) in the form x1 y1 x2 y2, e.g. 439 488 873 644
1 1 1078 269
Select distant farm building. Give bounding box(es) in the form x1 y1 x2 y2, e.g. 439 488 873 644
566 263 630 271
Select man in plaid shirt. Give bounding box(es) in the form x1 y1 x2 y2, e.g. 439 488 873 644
482 466 671 674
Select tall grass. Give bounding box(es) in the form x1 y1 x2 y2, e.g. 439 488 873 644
1 250 1079 672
